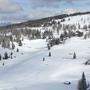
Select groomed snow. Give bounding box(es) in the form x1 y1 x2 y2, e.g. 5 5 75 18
0 37 90 90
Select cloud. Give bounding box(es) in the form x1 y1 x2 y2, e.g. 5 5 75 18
28 10 60 20
28 0 81 9
0 0 89 24
0 0 22 13
0 14 29 24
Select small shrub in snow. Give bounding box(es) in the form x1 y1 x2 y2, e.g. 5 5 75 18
49 52 51 57
85 60 90 65
73 52 76 59
43 57 45 61
76 31 83 37
10 52 13 59
60 34 64 41
2 63 4 66
17 48 19 52
18 40 22 46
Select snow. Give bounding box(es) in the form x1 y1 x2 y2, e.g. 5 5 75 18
0 36 90 90
56 14 90 28
0 14 90 90
63 8 79 14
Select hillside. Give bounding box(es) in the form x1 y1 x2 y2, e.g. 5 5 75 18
0 11 90 29
0 12 90 90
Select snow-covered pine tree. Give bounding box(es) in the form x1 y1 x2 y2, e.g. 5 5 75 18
78 72 87 90
18 40 22 46
2 40 6 48
12 43 15 49
84 34 87 39
4 52 9 60
47 44 51 50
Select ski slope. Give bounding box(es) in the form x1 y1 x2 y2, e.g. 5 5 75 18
0 37 90 90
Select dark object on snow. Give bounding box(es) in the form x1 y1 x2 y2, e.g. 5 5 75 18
49 52 51 57
10 52 13 59
47 44 51 50
12 43 15 49
73 52 76 59
43 57 45 61
2 63 4 66
49 38 60 47
17 48 19 52
64 81 71 85
4 52 9 60
85 60 90 65
11 52 13 56
0 54 1 60
76 31 83 37
78 72 87 90
18 40 22 46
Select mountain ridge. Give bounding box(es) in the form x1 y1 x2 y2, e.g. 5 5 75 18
0 11 90 30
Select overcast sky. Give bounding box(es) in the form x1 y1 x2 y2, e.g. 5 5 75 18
0 0 90 23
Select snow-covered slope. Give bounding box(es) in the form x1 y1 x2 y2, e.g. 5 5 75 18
0 37 90 90
29 14 90 37
63 14 90 27
0 13 90 90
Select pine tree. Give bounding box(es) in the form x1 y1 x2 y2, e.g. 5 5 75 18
49 52 51 57
2 40 6 48
43 57 45 61
4 52 8 60
18 40 22 46
78 72 87 90
0 54 1 60
2 63 4 66
12 43 15 49
17 48 19 52
47 44 50 50
84 34 87 39
73 52 76 59
10 52 13 59
6 40 10 49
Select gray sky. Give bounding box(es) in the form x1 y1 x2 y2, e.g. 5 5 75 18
0 0 90 24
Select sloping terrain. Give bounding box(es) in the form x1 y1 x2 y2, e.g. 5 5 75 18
0 12 90 29
0 13 90 90
0 37 90 90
